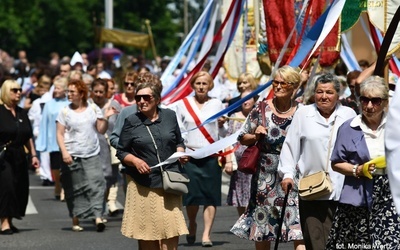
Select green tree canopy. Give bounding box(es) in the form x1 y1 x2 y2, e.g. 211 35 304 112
0 0 182 62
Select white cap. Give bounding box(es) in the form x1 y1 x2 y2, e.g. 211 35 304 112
70 51 84 66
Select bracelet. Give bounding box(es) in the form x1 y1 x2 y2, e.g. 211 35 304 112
352 164 359 178
225 161 232 163
31 155 38 159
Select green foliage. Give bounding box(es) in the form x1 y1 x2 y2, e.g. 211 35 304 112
0 0 182 62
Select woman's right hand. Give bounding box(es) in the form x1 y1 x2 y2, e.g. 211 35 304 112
254 125 268 140
133 158 151 174
281 178 294 194
62 152 73 165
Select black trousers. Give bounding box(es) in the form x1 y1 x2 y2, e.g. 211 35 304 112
299 199 338 250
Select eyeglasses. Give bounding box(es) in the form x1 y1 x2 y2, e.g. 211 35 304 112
359 96 386 106
11 88 22 93
134 94 153 102
272 80 292 88
124 82 135 87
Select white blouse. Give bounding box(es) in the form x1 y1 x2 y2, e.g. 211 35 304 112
278 103 357 201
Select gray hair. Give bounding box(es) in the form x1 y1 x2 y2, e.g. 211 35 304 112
314 73 341 94
360 76 389 99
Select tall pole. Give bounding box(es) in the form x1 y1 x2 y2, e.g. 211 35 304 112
105 0 113 48
184 0 189 37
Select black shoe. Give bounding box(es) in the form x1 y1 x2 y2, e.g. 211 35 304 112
0 229 13 235
108 209 119 217
10 225 19 233
186 235 196 245
42 179 54 186
96 222 105 232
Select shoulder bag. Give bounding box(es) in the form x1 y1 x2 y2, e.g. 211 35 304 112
145 126 190 196
0 141 12 166
237 101 266 174
298 118 336 200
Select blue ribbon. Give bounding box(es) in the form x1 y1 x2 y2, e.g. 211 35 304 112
161 0 215 96
289 3 332 67
186 80 272 131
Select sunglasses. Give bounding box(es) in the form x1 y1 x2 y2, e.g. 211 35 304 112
11 88 22 93
134 94 153 102
272 80 292 88
359 96 386 106
124 82 135 87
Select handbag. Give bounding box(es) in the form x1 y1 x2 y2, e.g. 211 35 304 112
0 141 11 166
238 101 266 174
298 117 336 200
145 126 190 196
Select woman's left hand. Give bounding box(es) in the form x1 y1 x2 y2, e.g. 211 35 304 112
224 162 234 175
179 156 190 165
104 107 119 120
31 156 40 169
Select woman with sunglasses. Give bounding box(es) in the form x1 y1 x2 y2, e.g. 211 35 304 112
325 76 400 249
231 66 305 250
0 80 40 234
113 70 137 108
117 73 189 249
279 73 357 250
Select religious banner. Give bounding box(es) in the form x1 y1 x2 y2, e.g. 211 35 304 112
368 0 400 55
263 0 340 67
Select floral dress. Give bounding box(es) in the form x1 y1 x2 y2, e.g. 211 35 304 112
226 113 252 207
230 100 303 242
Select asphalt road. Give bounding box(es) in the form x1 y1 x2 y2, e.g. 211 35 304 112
0 171 293 250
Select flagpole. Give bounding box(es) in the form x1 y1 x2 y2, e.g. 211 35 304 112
145 19 159 66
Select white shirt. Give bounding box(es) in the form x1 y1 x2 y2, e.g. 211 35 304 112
278 103 357 200
170 97 226 150
386 79 400 214
56 104 102 158
351 114 386 159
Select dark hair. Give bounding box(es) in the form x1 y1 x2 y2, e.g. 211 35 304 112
68 79 89 103
314 73 341 93
346 70 361 84
91 78 108 94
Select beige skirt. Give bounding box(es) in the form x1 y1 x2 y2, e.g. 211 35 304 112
121 176 189 240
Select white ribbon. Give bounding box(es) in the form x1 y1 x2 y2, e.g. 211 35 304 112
150 131 241 168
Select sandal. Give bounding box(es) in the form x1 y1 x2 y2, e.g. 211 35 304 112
72 225 83 232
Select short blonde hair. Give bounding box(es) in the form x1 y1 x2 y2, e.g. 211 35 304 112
53 77 68 90
0 80 21 106
190 71 214 90
271 65 301 89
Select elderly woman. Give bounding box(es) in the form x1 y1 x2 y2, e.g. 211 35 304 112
117 73 189 250
56 79 115 232
36 77 69 200
172 71 226 247
326 76 400 249
0 80 40 234
279 73 357 250
231 66 304 250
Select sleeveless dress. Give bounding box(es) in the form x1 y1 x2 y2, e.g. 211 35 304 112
231 100 303 242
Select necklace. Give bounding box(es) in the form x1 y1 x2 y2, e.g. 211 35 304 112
273 98 293 114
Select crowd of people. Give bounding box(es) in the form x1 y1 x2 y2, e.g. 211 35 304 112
1 48 400 250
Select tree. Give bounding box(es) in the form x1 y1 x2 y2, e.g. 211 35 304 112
0 0 182 62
